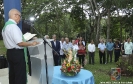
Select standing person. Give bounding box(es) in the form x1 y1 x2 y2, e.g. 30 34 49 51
2 9 38 84
82 38 86 46
51 34 60 66
121 39 127 55
88 40 96 65
77 41 86 68
72 40 79 50
106 39 114 63
124 38 133 55
75 36 79 44
72 40 79 61
62 37 73 52
114 41 121 62
59 37 65 64
79 36 85 46
98 40 106 64
44 35 49 39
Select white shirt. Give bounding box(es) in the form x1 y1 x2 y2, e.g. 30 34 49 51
82 41 85 46
124 42 133 54
98 43 106 51
54 41 56 47
72 44 79 51
2 19 23 49
62 42 73 51
60 41 65 55
88 43 96 52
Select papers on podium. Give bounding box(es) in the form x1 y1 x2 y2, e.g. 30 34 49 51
23 32 37 41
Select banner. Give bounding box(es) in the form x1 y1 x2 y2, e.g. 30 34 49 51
3 0 22 29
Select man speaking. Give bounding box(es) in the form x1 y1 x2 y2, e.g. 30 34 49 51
2 9 38 84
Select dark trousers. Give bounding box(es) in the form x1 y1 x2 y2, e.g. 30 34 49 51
89 52 94 64
58 55 66 65
107 50 113 63
53 55 59 66
99 51 105 64
78 55 85 67
58 55 61 65
27 49 31 76
114 51 120 62
7 49 26 84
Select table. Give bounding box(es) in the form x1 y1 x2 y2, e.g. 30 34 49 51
52 66 95 84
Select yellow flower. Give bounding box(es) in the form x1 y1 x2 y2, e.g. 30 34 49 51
66 63 70 67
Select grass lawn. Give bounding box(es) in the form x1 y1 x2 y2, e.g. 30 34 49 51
0 40 6 55
84 49 133 84
0 40 133 84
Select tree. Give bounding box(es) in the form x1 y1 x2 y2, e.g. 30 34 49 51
0 0 132 42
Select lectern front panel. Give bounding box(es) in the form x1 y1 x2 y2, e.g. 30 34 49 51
28 38 54 84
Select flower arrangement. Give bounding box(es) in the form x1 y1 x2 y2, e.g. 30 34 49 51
60 50 81 76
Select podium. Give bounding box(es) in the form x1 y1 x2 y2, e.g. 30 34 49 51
28 39 54 84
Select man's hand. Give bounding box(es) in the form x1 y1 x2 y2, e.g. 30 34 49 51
18 41 39 47
31 41 39 46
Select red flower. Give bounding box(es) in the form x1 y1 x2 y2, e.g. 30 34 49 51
67 67 71 72
71 66 75 69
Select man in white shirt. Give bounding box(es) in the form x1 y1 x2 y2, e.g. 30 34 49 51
62 38 73 51
59 37 65 64
124 37 133 55
88 40 95 65
98 40 106 64
2 9 38 84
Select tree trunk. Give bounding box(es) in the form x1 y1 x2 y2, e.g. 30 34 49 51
95 15 101 45
107 9 111 41
120 22 122 42
131 22 133 41
93 0 101 45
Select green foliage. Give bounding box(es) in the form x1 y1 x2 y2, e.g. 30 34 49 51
0 0 133 41
70 5 86 34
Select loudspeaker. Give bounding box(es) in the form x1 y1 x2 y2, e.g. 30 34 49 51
0 55 8 69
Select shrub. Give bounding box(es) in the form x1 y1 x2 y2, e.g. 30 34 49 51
116 55 133 76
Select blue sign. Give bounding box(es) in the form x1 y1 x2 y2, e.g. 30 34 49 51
3 0 22 29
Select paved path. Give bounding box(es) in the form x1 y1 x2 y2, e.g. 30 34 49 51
0 68 31 84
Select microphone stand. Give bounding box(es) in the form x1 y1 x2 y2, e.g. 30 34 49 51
30 25 59 84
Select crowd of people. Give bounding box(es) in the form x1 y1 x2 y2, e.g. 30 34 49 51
48 34 133 67
49 35 86 68
98 37 133 64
